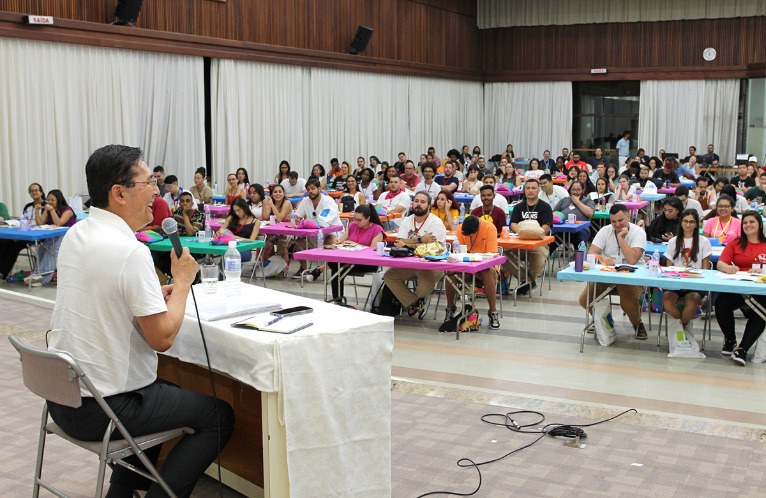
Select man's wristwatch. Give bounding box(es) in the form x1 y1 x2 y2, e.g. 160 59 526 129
417 236 422 243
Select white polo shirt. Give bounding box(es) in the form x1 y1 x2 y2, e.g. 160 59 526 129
48 207 167 397
295 193 341 227
592 222 647 261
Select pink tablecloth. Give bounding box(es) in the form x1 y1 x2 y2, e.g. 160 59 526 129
207 205 230 216
259 222 343 237
615 200 649 211
657 187 676 194
293 247 505 274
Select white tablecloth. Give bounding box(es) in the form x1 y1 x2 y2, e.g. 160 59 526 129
166 283 394 497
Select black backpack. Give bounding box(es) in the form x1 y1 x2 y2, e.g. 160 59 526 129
340 195 356 213
371 284 401 317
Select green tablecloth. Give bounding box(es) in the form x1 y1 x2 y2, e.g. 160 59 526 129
592 210 610 219
148 237 264 256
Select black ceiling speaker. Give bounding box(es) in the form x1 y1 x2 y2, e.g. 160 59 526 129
113 0 144 25
348 25 374 55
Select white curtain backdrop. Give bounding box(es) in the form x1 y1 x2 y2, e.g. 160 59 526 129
210 59 309 189
408 77 484 162
484 82 573 161
308 68 410 168
478 0 766 28
638 79 740 165
0 37 205 215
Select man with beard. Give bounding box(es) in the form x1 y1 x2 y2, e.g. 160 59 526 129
292 177 341 278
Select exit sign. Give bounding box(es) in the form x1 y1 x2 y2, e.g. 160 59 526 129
590 68 607 74
23 16 54 25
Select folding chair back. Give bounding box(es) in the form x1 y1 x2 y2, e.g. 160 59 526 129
10 335 83 408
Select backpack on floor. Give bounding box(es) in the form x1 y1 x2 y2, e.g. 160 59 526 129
371 284 401 317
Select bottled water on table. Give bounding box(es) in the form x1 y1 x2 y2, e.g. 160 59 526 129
224 241 241 296
290 212 297 228
28 208 37 227
203 205 212 241
459 203 465 221
19 211 30 231
317 229 324 249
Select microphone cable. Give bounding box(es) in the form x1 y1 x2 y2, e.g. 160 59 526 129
416 408 637 497
189 284 224 498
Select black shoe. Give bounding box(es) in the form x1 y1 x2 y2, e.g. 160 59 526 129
489 311 500 329
305 268 322 282
515 282 531 295
444 306 457 323
635 322 648 340
721 340 737 355
731 348 747 366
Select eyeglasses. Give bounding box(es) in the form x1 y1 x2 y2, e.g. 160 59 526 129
717 205 731 209
127 179 158 188
28 189 41 193
681 219 697 225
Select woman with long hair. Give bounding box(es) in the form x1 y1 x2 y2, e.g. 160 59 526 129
261 184 293 268
661 209 711 328
236 167 250 190
247 183 265 219
577 170 596 195
702 194 740 244
225 173 246 205
553 156 567 175
715 211 766 365
275 160 291 184
645 196 682 243
499 158 516 185
590 177 613 208
605 164 620 191
311 164 327 189
564 166 580 188
332 161 351 190
29 189 76 285
358 167 377 201
190 167 213 204
222 197 261 262
431 191 460 230
519 158 543 186
321 204 385 302
339 175 366 212
462 165 483 194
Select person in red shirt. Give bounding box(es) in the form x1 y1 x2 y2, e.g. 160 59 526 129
470 185 506 235
715 211 766 366
565 152 590 173
402 160 421 190
143 194 172 232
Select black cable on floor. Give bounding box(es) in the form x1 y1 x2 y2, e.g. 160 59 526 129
416 408 637 497
190 286 224 498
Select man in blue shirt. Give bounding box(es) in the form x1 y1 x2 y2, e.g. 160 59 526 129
616 130 631 168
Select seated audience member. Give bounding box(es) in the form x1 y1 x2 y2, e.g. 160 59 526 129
690 176 712 210
26 189 76 285
733 162 756 191
0 183 45 280
221 198 261 263
518 158 544 185
236 167 250 190
376 174 411 226
431 191 460 230
579 204 648 340
327 158 341 179
477 155 491 176
189 167 213 204
339 175 366 212
469 175 509 213
552 156 567 175
589 161 606 185
436 161 460 192
647 156 661 173
624 159 640 181
471 185 507 235
499 157 516 185
353 157 366 178
587 148 605 172
358 167 378 201
709 177 728 206
162 175 183 212
702 194 740 244
142 193 172 233
331 161 352 190
503 179 552 295
461 165 483 195
247 183 265 219
281 171 306 198
564 166 579 188
565 152 590 173
744 171 766 204
47 145 233 497
715 211 766 366
225 173 246 204
540 150 555 171
538 174 569 207
292 178 341 278
636 148 649 166
674 186 703 218
402 160 421 190
613 174 637 201
719 184 749 213
383 192 446 318
605 164 620 191
661 209 711 327
0 201 7 220
153 165 169 197
261 184 293 267
416 162 441 198
652 160 681 187
326 204 384 302
173 192 204 236
275 160 291 184
553 180 595 247
645 197 682 243
634 165 660 189
311 164 328 189
590 177 614 208
368 156 381 175
443 215 500 329
577 170 597 195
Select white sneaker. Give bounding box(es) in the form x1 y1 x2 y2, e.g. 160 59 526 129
23 275 43 287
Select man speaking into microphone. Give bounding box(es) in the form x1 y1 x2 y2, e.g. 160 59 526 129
47 145 234 497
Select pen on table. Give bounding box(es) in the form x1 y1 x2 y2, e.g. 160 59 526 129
291 322 313 333
265 315 285 327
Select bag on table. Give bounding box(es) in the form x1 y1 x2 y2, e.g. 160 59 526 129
592 298 616 347
261 255 288 278
517 219 544 240
666 318 705 358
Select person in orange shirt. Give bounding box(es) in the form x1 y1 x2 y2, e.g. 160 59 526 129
443 215 500 329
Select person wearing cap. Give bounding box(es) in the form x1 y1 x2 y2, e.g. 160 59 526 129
442 215 500 329
652 159 681 187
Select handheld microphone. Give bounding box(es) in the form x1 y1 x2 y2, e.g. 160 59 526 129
161 217 183 258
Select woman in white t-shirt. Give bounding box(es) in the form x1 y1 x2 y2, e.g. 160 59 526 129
612 174 636 201
661 209 713 327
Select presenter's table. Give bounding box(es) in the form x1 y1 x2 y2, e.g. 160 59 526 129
0 226 69 291
160 283 393 497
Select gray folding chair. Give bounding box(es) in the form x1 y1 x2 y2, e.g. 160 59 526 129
8 335 193 498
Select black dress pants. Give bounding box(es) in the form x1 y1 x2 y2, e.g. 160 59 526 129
0 239 28 278
48 379 235 498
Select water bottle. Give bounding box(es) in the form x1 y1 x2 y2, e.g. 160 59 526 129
459 203 465 221
290 211 297 228
19 211 30 231
316 229 324 249
213 182 218 196
574 241 586 272
203 205 212 241
451 219 458 234
751 199 757 210
653 249 661 263
224 241 241 296
28 208 37 227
